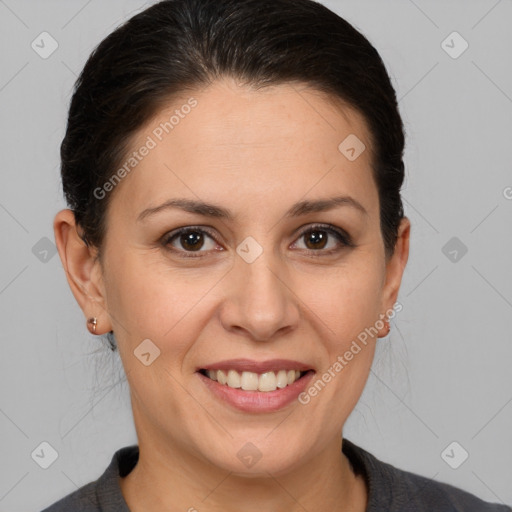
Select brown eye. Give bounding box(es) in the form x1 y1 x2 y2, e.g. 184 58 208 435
162 227 220 257
292 224 354 255
303 230 328 250
179 231 205 251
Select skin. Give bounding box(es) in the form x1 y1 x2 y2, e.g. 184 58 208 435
54 77 410 511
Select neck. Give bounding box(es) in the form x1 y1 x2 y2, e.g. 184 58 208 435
119 435 368 512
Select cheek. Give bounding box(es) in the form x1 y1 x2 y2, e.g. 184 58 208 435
105 239 384 356
295 257 383 340
105 252 219 353
299 267 381 414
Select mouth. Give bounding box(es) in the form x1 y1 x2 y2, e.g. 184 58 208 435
198 368 313 393
196 358 316 412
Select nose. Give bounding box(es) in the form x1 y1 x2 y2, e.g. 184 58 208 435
219 250 300 342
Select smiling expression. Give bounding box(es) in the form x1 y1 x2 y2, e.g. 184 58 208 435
65 77 409 477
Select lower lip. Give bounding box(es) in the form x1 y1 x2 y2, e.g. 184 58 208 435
198 371 315 413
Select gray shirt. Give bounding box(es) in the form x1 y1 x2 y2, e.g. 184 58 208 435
41 438 511 511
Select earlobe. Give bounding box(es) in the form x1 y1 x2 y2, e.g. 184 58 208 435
53 209 112 333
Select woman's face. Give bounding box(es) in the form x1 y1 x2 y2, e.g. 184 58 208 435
59 78 409 476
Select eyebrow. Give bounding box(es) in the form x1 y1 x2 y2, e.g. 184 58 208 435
137 195 368 222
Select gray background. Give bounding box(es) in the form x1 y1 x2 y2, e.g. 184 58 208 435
0 0 511 510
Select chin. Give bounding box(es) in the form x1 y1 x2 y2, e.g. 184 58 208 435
193 432 308 477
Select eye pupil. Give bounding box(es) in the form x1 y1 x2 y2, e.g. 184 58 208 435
165 225 349 258
181 231 204 251
305 230 327 250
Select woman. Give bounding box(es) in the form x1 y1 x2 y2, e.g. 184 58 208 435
43 0 510 510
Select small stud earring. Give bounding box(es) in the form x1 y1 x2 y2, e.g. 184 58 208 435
379 316 390 339
87 317 97 334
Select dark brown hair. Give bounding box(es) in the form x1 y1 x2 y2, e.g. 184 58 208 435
61 0 405 263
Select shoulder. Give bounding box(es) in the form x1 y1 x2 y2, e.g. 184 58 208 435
40 445 138 512
40 480 99 512
342 438 511 512
385 462 511 512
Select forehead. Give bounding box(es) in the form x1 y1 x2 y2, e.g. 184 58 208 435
109 78 378 221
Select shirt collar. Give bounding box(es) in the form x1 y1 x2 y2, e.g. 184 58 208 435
95 438 387 511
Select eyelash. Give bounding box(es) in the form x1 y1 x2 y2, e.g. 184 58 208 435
160 223 355 259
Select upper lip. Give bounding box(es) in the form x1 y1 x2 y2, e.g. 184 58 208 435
198 358 313 374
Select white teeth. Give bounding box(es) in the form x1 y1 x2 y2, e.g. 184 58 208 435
258 371 277 392
217 369 227 385
227 369 241 388
241 371 259 391
276 370 288 389
205 369 305 392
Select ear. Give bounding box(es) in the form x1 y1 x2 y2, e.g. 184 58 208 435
379 216 410 318
53 209 112 334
